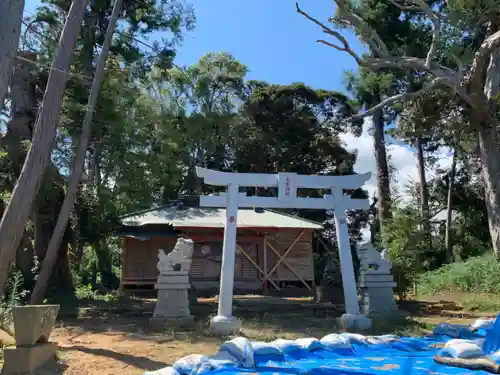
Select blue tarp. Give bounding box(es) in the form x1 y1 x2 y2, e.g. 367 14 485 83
210 336 481 375
146 315 500 375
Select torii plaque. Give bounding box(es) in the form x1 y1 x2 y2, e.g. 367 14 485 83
196 167 372 333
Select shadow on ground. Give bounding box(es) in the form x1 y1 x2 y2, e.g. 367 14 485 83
399 299 481 319
55 295 429 344
63 346 168 371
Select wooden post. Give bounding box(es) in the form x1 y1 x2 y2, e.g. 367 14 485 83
267 240 312 290
238 241 279 290
263 234 268 291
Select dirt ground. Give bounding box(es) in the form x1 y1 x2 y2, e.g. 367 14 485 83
3 294 499 375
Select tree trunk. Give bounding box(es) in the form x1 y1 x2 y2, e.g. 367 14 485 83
416 135 432 250
478 49 500 259
4 51 38 175
478 125 500 257
30 0 123 305
0 0 25 112
0 0 89 299
95 239 118 289
372 100 392 227
444 150 456 263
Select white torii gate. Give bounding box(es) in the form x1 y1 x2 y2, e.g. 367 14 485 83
196 167 372 333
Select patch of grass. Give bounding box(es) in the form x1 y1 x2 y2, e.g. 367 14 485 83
418 254 500 296
155 311 426 347
74 284 121 303
461 294 500 312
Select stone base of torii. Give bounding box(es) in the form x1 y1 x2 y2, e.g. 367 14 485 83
195 167 383 334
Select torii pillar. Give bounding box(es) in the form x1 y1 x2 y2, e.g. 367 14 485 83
196 167 372 334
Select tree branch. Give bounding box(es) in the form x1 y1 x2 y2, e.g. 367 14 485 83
296 0 455 81
467 30 500 93
389 0 441 68
347 78 448 121
295 1 362 65
364 56 457 81
332 0 389 57
296 0 477 111
389 0 421 11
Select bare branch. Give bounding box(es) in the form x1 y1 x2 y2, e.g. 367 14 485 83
389 0 421 11
467 30 500 93
296 0 474 108
389 0 441 68
365 56 457 82
419 1 441 68
317 39 346 51
333 0 389 57
347 78 449 121
296 1 362 64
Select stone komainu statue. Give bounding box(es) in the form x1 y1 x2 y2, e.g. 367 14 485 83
157 238 194 273
357 242 392 275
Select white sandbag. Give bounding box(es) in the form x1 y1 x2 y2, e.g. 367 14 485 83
208 351 240 368
339 332 368 345
219 337 254 368
367 335 402 345
144 366 180 375
295 338 325 351
439 342 485 359
377 334 400 342
251 341 283 356
490 349 500 360
472 318 496 331
271 339 302 353
173 354 210 375
366 337 387 345
445 339 476 348
320 334 351 349
475 338 486 348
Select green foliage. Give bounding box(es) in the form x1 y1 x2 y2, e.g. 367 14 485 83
418 253 500 295
0 271 27 335
235 81 359 175
74 284 120 303
382 205 427 298
461 295 500 312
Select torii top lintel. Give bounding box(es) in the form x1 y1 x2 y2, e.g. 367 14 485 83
195 167 371 190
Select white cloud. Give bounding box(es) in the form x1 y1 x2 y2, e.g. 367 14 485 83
340 119 453 202
339 119 453 242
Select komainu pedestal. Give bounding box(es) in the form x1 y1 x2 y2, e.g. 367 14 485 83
357 243 398 315
2 305 60 374
150 238 195 327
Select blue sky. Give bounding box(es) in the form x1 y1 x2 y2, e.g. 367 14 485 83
24 0 453 206
25 0 364 92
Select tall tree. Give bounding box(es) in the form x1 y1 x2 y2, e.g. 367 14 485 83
15 0 194 293
395 93 445 249
297 0 500 258
0 0 25 112
345 70 395 236
29 0 123 304
235 81 366 303
0 0 89 299
155 52 247 195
